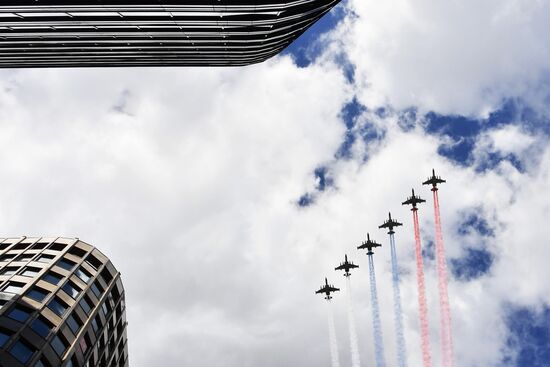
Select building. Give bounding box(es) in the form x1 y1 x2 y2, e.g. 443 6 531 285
0 237 127 367
0 0 341 68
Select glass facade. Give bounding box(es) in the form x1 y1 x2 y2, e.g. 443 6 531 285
0 0 341 67
0 237 128 367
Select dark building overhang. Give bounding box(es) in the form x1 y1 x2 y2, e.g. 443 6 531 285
0 0 342 68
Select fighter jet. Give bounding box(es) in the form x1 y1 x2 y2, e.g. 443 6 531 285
379 212 402 234
402 188 426 209
357 233 382 255
423 168 446 190
335 254 359 277
316 278 340 300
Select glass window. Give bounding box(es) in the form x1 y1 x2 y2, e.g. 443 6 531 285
0 253 16 261
66 315 81 335
21 267 41 277
33 242 49 250
57 259 76 271
43 272 63 285
62 282 80 299
80 297 92 315
49 243 66 251
31 317 53 338
0 329 12 347
75 268 91 283
91 282 101 298
9 339 35 364
34 359 46 367
15 253 34 262
91 317 99 334
48 298 68 317
0 267 18 276
8 306 31 322
69 247 86 258
4 281 25 294
85 254 102 270
36 254 55 263
51 335 67 356
26 287 49 302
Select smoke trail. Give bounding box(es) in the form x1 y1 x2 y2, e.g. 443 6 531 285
433 190 454 367
346 277 361 367
390 233 408 367
327 300 341 367
413 210 433 367
368 254 386 367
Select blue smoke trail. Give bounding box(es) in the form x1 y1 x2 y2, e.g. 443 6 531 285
390 233 408 367
368 254 386 367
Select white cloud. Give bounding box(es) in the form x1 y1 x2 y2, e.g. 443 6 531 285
336 0 550 116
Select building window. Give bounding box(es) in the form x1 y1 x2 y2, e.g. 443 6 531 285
75 268 91 283
66 315 81 335
91 282 102 298
0 267 18 276
51 334 68 357
8 306 32 322
37 254 55 263
57 259 76 271
62 281 81 299
26 287 50 303
85 254 102 270
69 247 86 258
0 253 16 262
13 242 31 250
31 316 53 338
80 297 92 315
49 243 66 252
15 253 34 262
43 272 63 285
9 338 36 364
4 281 25 294
32 242 49 250
21 267 41 277
48 297 68 317
0 329 12 347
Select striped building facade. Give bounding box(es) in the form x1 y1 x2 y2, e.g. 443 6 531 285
0 237 127 367
0 0 341 67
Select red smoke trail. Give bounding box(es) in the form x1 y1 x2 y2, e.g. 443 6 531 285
412 210 432 367
433 190 454 367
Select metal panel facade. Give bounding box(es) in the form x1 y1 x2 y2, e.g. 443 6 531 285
0 0 341 67
0 237 128 367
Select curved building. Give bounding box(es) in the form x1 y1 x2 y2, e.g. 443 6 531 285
0 237 127 367
0 0 341 68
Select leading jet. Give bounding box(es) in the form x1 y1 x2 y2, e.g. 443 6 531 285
335 254 359 277
379 212 403 234
423 168 446 190
402 188 426 209
357 233 382 255
316 278 340 300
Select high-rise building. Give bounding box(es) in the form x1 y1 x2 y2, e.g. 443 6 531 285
0 237 127 367
0 0 341 68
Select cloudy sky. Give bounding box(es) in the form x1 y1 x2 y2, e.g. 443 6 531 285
1 0 550 366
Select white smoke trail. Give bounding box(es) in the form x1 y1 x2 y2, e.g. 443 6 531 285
327 299 341 367
390 233 408 367
368 254 386 367
346 277 361 367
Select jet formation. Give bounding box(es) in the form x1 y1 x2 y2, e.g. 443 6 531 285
315 168 445 299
